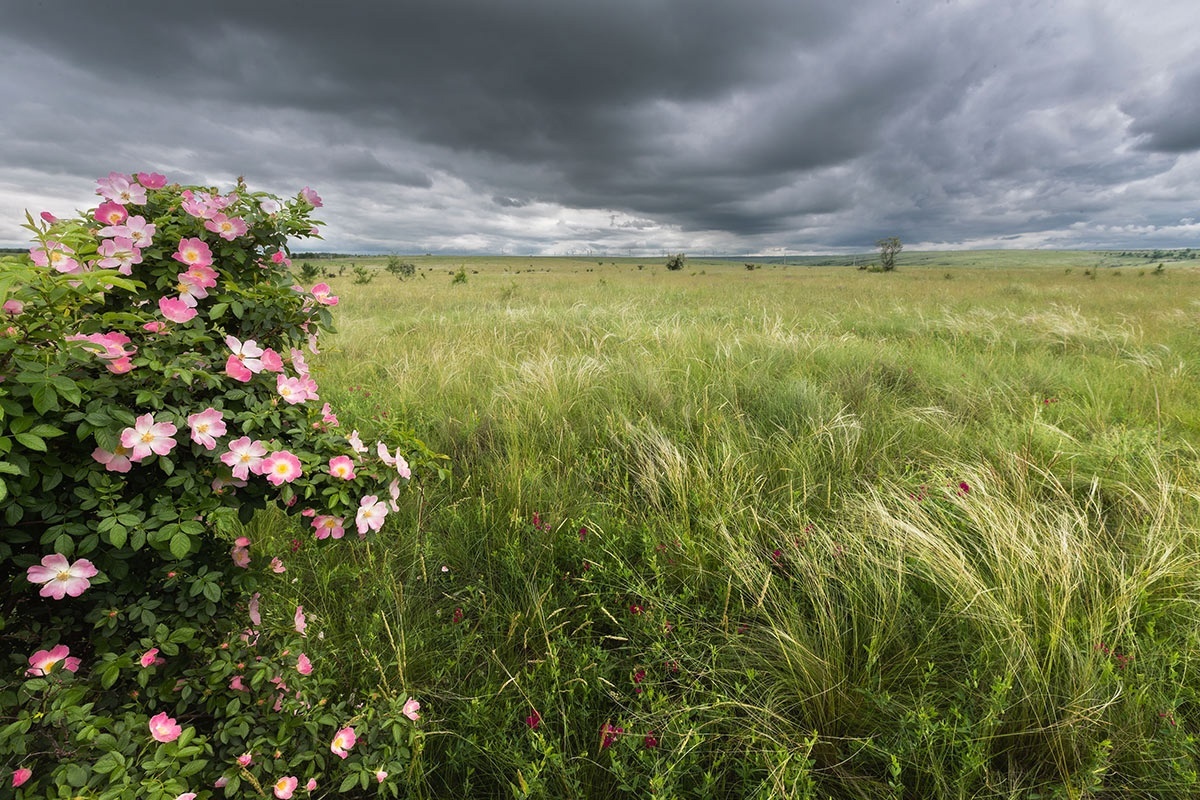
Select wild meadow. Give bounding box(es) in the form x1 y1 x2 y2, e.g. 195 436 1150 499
258 254 1200 798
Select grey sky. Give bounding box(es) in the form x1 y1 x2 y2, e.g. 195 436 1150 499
2 0 1198 255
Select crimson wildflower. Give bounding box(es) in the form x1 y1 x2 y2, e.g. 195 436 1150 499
600 723 624 749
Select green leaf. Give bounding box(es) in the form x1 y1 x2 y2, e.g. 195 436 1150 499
31 383 58 414
93 752 119 775
177 726 195 749
13 432 46 451
340 774 360 793
50 376 82 405
65 763 90 788
99 662 121 690
169 532 191 560
28 423 66 438
107 526 127 548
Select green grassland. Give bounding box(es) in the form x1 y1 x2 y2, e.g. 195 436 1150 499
260 254 1200 798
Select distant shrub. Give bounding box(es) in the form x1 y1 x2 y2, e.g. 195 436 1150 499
298 261 321 283
665 253 686 271
352 265 374 285
451 267 468 284
386 256 416 280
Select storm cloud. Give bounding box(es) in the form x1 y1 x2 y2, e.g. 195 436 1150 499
2 0 1198 254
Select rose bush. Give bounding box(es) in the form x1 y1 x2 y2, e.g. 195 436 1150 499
0 173 437 797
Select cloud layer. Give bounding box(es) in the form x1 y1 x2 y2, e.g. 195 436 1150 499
2 0 1198 254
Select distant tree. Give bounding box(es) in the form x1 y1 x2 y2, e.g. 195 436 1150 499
876 237 903 272
665 253 686 271
386 256 416 280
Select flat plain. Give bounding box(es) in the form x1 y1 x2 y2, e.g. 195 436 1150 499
265 252 1200 798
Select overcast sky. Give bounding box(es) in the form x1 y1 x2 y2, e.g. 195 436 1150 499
2 0 1199 255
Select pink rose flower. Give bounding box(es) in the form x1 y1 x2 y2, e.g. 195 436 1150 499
26 553 99 599
92 445 133 473
119 413 178 462
327 455 356 480
27 644 81 676
273 776 298 799
262 450 302 486
186 407 227 450
136 171 168 189
312 515 345 540
159 296 198 323
402 697 421 721
330 726 356 758
148 712 182 743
